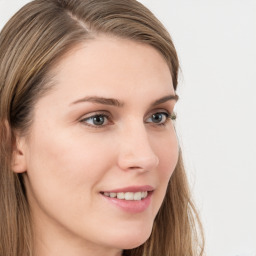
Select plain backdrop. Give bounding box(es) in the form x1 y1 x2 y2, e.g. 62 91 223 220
1 1 256 256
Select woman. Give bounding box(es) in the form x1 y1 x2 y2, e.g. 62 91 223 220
0 0 204 255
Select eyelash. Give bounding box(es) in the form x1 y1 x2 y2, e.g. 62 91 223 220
80 111 176 128
145 112 176 126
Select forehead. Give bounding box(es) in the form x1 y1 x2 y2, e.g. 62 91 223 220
52 36 173 91
37 36 175 112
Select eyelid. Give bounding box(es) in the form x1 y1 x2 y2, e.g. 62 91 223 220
145 108 171 118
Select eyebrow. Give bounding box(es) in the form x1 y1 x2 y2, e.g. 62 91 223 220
70 94 179 107
151 94 179 106
71 96 124 107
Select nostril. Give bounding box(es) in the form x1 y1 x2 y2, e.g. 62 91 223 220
129 166 141 170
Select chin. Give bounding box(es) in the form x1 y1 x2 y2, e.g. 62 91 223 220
110 223 153 250
121 236 150 250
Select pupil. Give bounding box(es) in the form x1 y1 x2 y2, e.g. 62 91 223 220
93 115 104 125
152 113 162 123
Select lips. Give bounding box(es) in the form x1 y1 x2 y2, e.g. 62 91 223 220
101 185 154 193
101 185 154 212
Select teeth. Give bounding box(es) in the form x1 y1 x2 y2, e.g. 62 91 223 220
117 192 125 199
110 192 116 198
103 191 148 200
143 191 148 198
124 192 133 200
134 192 142 201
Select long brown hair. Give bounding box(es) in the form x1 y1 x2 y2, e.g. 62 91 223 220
0 1 204 255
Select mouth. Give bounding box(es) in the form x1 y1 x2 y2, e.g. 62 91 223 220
100 191 151 201
100 185 154 210
100 187 153 213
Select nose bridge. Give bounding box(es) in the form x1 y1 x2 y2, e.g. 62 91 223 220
117 120 159 171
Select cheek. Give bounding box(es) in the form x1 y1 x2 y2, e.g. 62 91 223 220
162 144 179 179
156 129 179 179
24 126 115 206
24 127 118 238
151 128 179 209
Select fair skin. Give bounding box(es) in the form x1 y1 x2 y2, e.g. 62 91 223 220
13 36 179 256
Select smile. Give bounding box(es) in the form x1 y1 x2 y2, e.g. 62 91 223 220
102 191 148 201
100 187 153 213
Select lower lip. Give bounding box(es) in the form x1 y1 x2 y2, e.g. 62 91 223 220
101 192 153 213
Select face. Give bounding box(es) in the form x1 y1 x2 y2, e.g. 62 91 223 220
18 36 179 256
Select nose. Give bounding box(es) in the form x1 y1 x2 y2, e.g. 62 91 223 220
117 124 159 172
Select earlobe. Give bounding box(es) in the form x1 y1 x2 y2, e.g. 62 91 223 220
12 137 27 173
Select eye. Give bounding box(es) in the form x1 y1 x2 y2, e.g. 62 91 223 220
80 113 111 127
170 112 176 121
146 112 173 125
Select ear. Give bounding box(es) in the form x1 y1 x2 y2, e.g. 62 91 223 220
12 135 27 173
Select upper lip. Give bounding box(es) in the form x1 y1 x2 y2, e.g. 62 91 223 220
102 185 154 193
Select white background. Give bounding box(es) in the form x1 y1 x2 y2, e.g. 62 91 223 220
1 1 256 256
